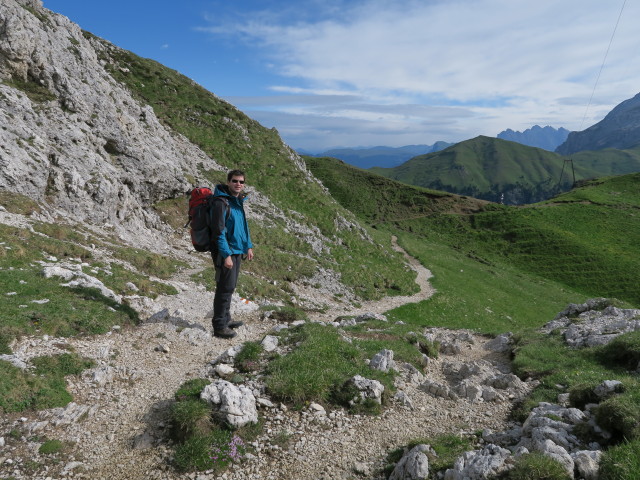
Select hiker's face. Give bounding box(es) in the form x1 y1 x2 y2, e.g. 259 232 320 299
227 175 245 196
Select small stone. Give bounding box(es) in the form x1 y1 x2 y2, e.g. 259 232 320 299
354 461 370 475
133 432 154 450
261 335 279 352
309 403 326 414
214 364 235 377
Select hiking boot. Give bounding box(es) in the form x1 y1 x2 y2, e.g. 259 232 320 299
228 321 244 329
213 327 237 339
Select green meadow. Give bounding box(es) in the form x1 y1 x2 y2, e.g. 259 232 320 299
307 158 640 478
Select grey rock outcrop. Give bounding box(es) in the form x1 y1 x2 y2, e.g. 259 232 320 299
422 359 530 403
0 0 223 243
42 264 121 302
444 444 512 480
200 380 258 429
484 332 513 353
479 401 607 479
261 335 279 352
541 299 640 348
573 450 601 480
370 349 396 373
0 354 28 369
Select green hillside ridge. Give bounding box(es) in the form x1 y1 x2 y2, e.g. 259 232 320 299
370 135 640 204
304 156 489 224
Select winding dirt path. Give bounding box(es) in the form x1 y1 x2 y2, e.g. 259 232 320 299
313 236 435 321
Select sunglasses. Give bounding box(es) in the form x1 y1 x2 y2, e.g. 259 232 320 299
230 179 245 184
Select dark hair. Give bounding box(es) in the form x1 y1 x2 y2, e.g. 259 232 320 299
227 169 245 181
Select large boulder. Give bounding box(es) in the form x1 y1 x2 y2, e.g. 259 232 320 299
200 380 258 429
0 0 222 242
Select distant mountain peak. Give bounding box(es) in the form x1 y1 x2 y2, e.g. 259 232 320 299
497 125 570 151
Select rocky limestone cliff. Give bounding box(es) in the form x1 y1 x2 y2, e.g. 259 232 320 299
0 0 228 241
556 92 640 155
497 125 570 152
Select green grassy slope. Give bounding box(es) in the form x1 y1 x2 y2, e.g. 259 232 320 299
308 157 639 307
90 36 418 302
370 136 640 204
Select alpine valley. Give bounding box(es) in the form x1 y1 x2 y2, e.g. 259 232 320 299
1 1 640 480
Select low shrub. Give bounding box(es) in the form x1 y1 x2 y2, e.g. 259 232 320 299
173 433 215 472
38 439 65 455
596 394 640 443
266 305 308 323
426 433 475 474
599 330 640 370
173 430 247 473
568 382 601 409
383 434 475 478
169 378 253 474
0 353 94 413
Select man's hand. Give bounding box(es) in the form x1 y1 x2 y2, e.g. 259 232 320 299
224 256 233 269
247 248 254 260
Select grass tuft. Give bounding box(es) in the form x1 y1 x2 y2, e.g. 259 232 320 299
599 330 640 370
38 439 65 455
599 439 640 480
234 341 263 373
502 451 571 479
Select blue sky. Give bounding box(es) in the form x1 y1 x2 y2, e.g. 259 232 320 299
43 0 640 152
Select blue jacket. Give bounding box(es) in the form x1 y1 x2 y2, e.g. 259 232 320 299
213 184 253 258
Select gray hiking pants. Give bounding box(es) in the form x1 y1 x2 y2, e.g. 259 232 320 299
212 253 242 331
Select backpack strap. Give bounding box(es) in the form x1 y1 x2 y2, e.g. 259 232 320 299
209 196 231 238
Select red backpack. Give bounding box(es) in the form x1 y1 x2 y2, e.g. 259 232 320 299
184 187 230 253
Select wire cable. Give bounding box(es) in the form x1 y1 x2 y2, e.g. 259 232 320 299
579 0 627 131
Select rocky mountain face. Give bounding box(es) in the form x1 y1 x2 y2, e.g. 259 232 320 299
556 92 640 155
497 125 570 151
0 0 235 244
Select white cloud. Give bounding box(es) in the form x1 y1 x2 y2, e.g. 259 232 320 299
205 0 640 149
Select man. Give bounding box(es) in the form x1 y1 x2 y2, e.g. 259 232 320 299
211 169 254 339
